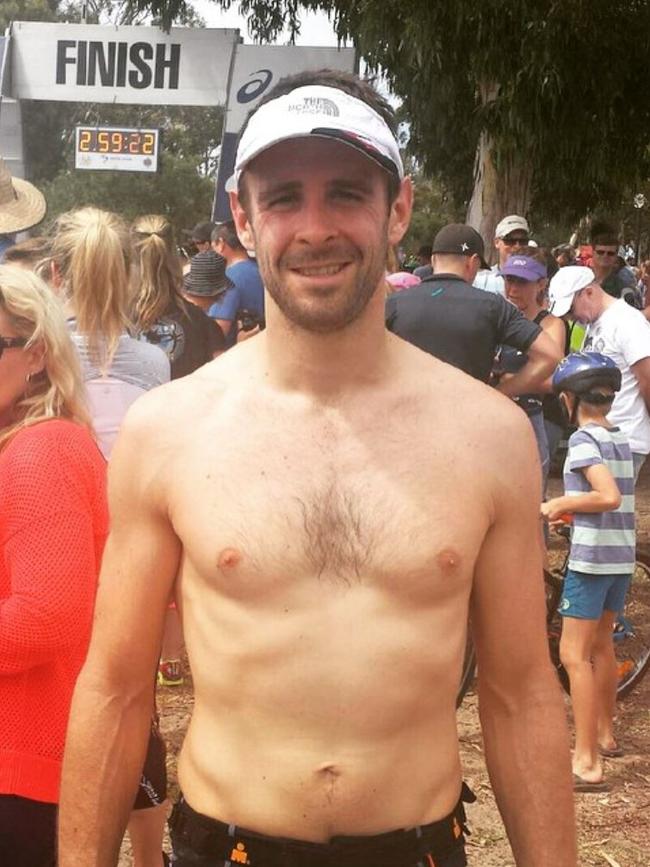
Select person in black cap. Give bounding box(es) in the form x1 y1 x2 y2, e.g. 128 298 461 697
386 222 561 389
182 250 240 347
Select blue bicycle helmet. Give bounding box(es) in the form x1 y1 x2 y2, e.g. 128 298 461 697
552 351 621 396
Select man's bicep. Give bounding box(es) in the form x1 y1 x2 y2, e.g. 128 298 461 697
630 356 650 397
83 415 182 686
470 437 549 690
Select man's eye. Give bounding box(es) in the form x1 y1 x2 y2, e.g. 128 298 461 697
267 194 297 208
334 188 363 201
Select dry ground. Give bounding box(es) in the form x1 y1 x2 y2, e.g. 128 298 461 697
120 464 650 866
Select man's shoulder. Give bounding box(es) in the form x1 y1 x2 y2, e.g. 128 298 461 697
395 336 528 433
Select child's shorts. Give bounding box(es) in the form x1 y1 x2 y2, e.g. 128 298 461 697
559 569 632 620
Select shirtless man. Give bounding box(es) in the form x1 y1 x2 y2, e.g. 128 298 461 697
59 70 576 867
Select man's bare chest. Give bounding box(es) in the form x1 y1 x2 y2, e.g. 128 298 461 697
168 416 489 604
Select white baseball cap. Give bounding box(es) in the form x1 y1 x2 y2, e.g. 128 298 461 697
548 266 596 317
233 85 404 189
495 215 529 239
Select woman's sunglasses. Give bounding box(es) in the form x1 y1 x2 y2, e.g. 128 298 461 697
0 336 27 359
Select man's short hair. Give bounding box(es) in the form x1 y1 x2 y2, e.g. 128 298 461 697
212 220 245 252
191 221 215 244
590 220 619 248
236 69 401 208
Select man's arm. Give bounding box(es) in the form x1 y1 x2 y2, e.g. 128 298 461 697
471 414 576 866
58 395 182 867
631 356 650 416
497 329 562 397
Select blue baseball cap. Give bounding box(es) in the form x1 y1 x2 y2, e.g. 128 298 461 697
499 254 547 282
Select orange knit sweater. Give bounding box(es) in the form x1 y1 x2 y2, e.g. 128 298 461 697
0 419 108 803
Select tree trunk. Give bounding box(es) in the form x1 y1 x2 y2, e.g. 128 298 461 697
465 82 534 263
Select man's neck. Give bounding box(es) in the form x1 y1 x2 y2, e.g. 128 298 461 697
228 251 249 266
592 262 614 282
261 290 395 399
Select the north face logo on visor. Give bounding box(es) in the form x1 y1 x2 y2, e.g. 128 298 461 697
288 97 340 116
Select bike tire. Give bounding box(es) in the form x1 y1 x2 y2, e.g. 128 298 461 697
614 559 650 698
544 569 570 693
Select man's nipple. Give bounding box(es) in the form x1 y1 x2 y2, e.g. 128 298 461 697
437 547 461 572
218 548 242 570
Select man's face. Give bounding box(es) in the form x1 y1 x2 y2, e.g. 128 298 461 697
211 236 225 257
230 137 411 334
567 284 599 324
592 244 618 272
495 231 529 265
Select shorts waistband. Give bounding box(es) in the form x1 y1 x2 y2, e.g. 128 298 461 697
169 783 474 867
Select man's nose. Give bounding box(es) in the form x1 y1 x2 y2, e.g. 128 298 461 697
294 197 338 245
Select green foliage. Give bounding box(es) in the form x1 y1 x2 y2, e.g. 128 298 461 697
41 151 215 229
121 0 650 226
404 173 463 253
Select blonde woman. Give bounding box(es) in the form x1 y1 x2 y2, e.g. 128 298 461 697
0 266 107 866
49 207 171 867
132 214 224 378
49 206 170 458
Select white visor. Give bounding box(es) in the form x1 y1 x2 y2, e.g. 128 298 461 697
233 85 404 188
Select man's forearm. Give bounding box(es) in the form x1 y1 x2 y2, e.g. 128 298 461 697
58 673 153 867
479 670 577 866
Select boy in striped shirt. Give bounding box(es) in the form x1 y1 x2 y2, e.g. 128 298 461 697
542 352 634 792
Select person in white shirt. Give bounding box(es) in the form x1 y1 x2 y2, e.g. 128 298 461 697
549 265 650 479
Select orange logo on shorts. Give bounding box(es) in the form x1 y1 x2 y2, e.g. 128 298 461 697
230 841 250 864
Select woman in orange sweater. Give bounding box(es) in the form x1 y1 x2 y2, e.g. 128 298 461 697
0 265 108 865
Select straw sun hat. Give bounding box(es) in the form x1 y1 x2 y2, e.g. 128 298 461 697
0 156 46 234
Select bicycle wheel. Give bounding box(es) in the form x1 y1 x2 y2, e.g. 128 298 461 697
544 569 570 693
614 559 650 698
456 624 476 707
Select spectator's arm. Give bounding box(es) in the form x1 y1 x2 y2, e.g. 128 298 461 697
0 509 99 674
631 356 650 415
496 330 562 397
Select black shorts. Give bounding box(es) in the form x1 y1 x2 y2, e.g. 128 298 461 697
133 716 167 810
169 783 474 867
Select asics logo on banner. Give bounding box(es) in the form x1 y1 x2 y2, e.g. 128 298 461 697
237 69 273 104
289 97 340 116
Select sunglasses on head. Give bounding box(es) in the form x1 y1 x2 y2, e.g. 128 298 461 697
0 336 28 359
594 248 618 256
503 235 529 246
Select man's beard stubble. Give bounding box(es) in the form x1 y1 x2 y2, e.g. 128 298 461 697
253 233 389 334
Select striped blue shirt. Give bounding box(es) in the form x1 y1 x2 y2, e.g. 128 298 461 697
564 423 635 575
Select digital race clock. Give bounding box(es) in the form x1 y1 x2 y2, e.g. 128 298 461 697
75 126 160 172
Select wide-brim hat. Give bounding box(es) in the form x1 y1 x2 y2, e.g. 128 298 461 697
0 156 46 234
183 250 234 297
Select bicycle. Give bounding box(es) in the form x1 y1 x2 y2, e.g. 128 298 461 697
457 526 650 706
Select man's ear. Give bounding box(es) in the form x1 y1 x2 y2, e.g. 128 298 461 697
229 191 255 253
387 176 413 248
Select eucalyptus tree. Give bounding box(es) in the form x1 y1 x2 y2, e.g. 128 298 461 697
127 0 650 242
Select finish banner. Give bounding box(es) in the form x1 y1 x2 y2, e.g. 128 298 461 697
6 22 238 106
